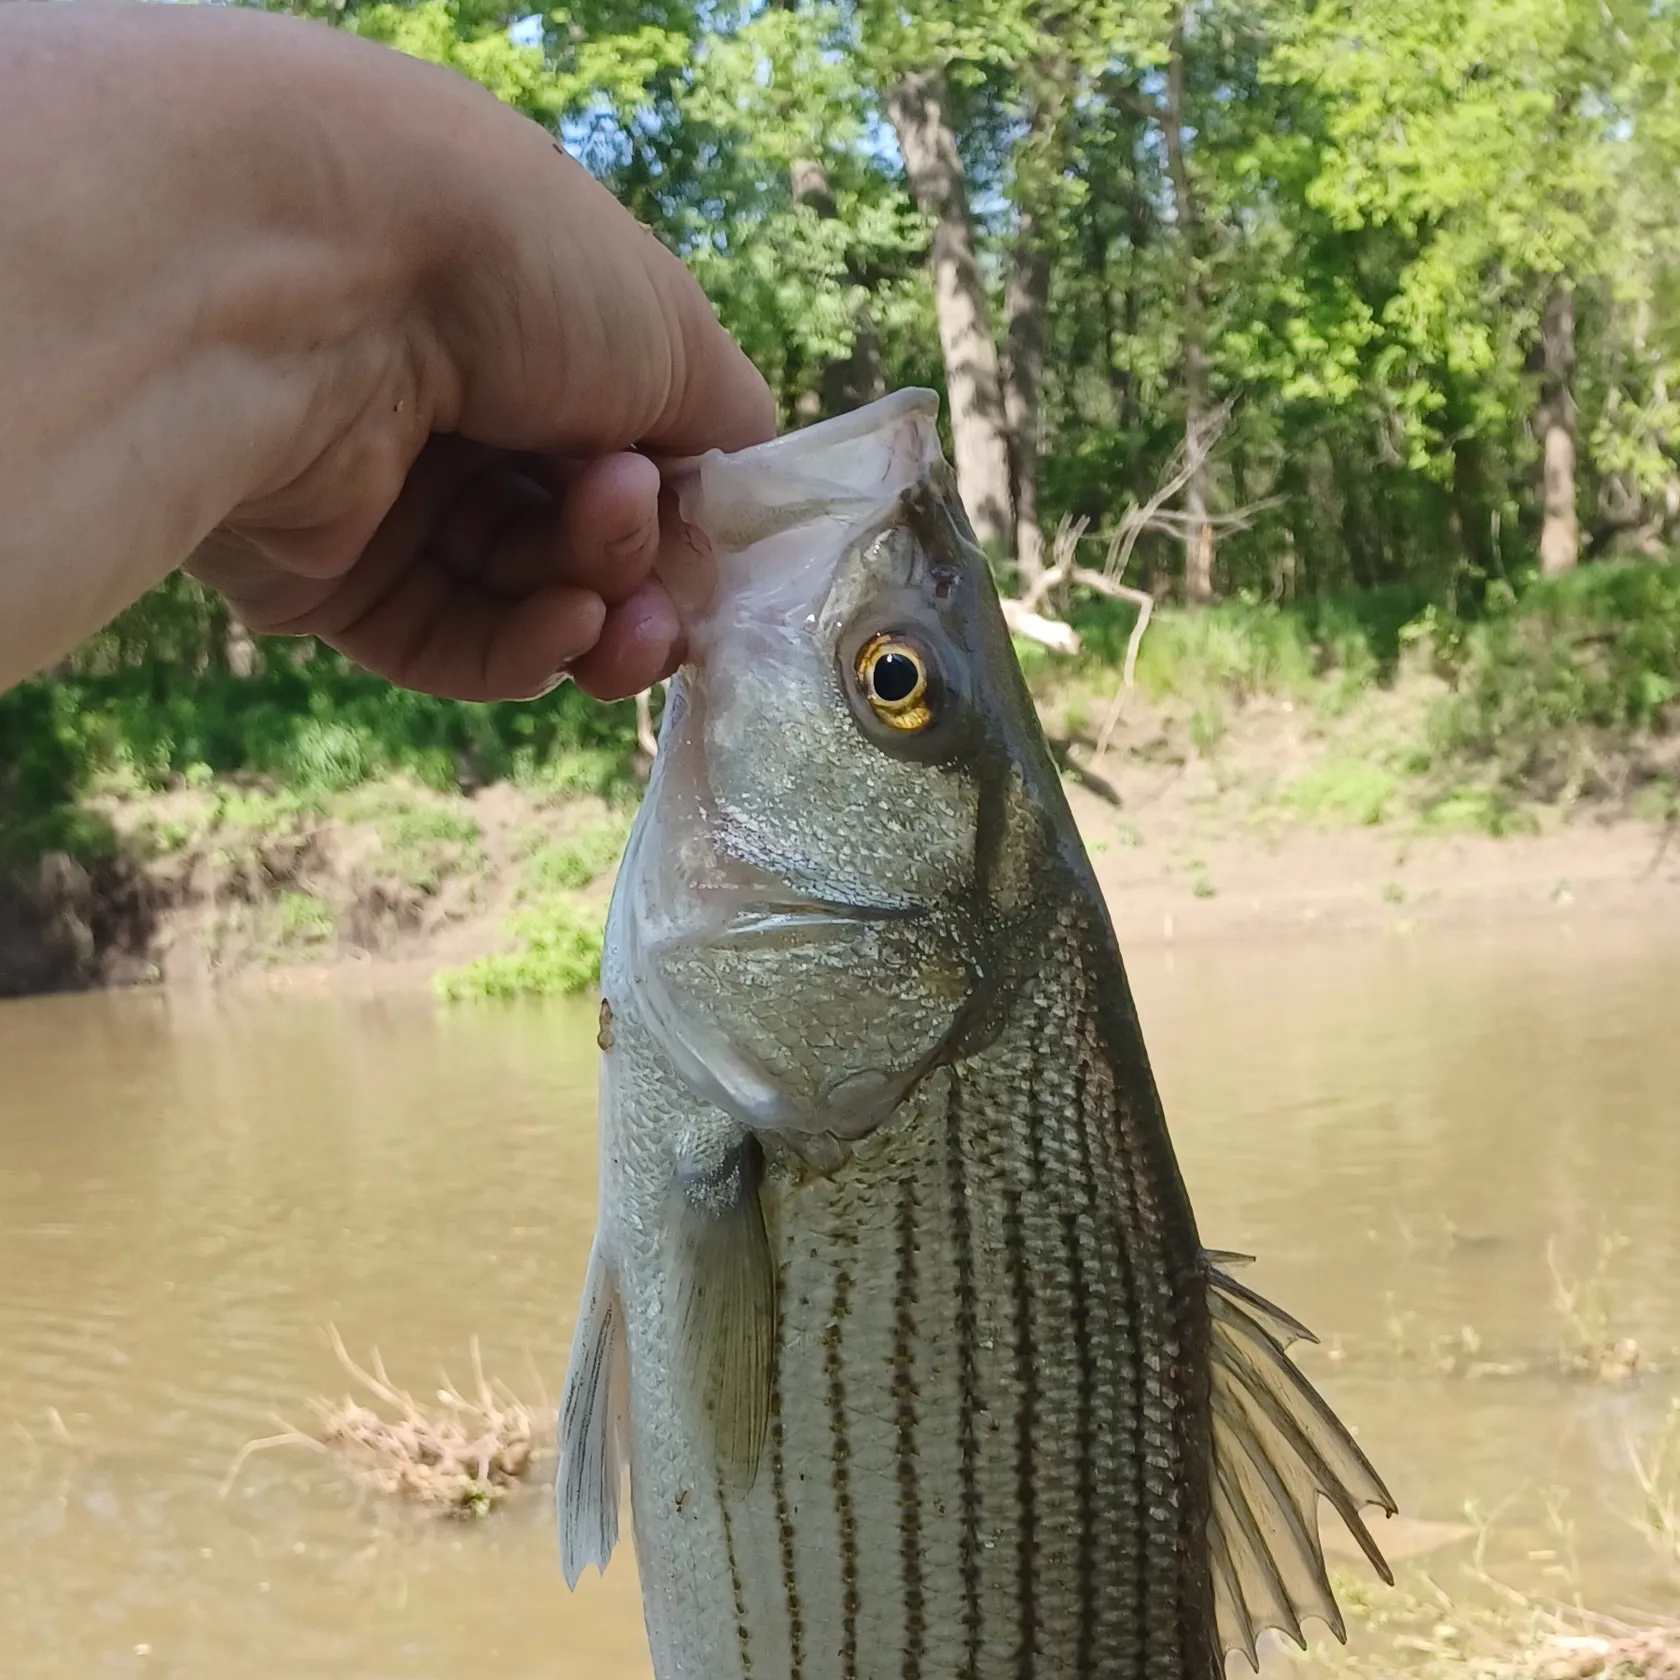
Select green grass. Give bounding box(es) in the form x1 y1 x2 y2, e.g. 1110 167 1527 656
1029 561 1680 829
375 808 481 849
275 891 336 947
214 789 316 828
1630 777 1679 822
1280 759 1403 827
434 812 629 1001
510 745 633 802
1430 560 1680 798
434 897 607 1001
1415 785 1541 837
519 817 631 897
376 812 484 896
1048 586 1430 710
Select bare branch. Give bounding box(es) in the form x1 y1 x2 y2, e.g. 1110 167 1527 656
1094 587 1155 760
1102 393 1238 586
1002 598 1083 654
1068 566 1143 602
635 682 663 761
1016 513 1089 614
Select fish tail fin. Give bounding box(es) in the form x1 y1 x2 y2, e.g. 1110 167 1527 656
1205 1256 1397 1673
557 1241 630 1588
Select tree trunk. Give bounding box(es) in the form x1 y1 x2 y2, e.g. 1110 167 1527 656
1160 14 1217 604
225 615 258 679
1119 179 1148 432
885 68 1014 556
1449 432 1496 600
1088 209 1121 417
791 160 887 417
1004 207 1051 586
1537 280 1579 577
1002 55 1072 588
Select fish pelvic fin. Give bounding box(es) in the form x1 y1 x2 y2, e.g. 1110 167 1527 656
673 1130 777 1495
557 1242 630 1589
1205 1256 1397 1673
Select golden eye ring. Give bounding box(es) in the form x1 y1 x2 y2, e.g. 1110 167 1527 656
855 634 933 732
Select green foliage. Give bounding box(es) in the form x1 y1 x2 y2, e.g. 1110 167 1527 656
1135 604 1321 703
433 897 607 1001
376 807 481 850
1280 760 1403 828
10 0 1680 886
0 682 120 866
510 746 635 803
224 0 1680 604
434 810 626 999
520 818 631 897
8 634 639 805
275 892 337 948
1433 560 1680 795
1416 785 1542 838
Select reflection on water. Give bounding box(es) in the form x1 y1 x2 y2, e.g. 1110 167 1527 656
0 910 1676 1676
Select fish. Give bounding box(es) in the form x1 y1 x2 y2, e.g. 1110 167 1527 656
556 388 1396 1680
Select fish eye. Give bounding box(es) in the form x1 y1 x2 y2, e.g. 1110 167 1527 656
855 634 933 732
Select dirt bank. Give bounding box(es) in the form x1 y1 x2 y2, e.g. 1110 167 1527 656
1072 782 1680 946
5 690 1680 1000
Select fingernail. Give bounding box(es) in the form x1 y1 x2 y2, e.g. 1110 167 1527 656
530 662 576 700
607 517 659 564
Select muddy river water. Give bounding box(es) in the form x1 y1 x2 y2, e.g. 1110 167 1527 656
2 910 1677 1676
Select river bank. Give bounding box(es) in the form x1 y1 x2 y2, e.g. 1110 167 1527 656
4 683 1679 1001
8 561 1680 996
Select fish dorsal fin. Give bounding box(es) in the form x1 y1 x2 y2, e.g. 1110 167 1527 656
557 1242 630 1588
1206 1257 1397 1672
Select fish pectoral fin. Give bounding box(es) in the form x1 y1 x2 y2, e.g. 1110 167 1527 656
557 1243 630 1589
1205 1258 1398 1673
672 1133 777 1495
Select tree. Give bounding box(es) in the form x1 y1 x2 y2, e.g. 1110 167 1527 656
113 0 1680 669
1274 0 1647 578
882 67 1016 555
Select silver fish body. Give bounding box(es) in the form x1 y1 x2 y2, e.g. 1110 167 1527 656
559 391 1395 1680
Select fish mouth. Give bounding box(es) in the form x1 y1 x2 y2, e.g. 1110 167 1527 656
655 389 947 648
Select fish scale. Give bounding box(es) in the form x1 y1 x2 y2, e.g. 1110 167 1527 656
599 920 1217 1679
557 390 1397 1680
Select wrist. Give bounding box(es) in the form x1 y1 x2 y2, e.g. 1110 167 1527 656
0 3 476 641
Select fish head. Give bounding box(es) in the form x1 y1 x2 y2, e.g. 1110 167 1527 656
618 391 1087 1162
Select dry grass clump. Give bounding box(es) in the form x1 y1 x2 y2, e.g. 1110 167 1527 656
1530 1630 1680 1680
1629 1401 1680 1575
1374 1229 1655 1386
1287 1567 1680 1680
1549 1235 1646 1385
222 1327 554 1518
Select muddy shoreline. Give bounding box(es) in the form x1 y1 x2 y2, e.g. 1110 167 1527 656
1072 788 1680 946
5 773 1678 1004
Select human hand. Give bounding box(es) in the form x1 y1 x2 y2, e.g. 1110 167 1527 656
179 16 773 704
0 4 773 701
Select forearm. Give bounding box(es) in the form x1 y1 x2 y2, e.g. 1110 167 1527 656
0 1 772 704
0 2 464 686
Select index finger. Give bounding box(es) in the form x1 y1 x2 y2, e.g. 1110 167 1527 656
424 114 777 460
